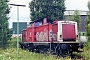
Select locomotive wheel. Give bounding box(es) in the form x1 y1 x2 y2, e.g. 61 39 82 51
19 42 23 49
69 49 73 56
43 48 48 54
57 49 62 56
28 47 32 52
36 48 39 53
22 45 26 50
34 48 39 53
19 44 22 49
37 46 48 54
30 47 34 52
39 49 43 53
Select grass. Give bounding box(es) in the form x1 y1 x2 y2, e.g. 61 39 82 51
0 38 90 60
81 41 90 60
72 41 90 60
0 38 70 60
0 48 69 60
0 48 57 60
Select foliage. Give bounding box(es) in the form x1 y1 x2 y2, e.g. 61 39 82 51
88 0 90 11
85 12 90 39
0 0 10 48
5 0 9 2
85 0 90 40
29 0 66 21
65 15 73 21
72 10 81 30
81 41 90 60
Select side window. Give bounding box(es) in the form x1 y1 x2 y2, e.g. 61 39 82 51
35 22 42 26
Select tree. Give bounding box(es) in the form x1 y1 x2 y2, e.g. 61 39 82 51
29 0 66 21
85 12 90 39
87 0 90 24
65 15 73 21
72 10 81 31
0 0 10 48
86 0 90 40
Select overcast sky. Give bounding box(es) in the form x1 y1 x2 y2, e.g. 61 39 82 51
9 0 89 28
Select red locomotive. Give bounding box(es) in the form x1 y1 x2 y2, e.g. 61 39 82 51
19 18 84 56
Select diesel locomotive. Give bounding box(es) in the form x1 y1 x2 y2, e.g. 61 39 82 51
19 18 84 56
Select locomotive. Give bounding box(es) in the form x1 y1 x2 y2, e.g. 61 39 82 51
19 18 84 56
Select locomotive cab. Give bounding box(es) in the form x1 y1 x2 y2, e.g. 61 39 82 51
57 20 79 43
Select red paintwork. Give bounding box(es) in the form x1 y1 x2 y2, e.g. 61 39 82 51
22 29 26 42
26 27 32 42
52 24 58 41
35 24 49 42
62 24 76 41
48 24 53 42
